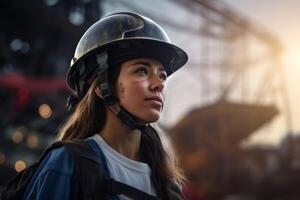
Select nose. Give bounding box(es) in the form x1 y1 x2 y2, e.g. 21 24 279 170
149 75 165 92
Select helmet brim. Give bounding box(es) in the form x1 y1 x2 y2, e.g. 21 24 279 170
67 38 188 93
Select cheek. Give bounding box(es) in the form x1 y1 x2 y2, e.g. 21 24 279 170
118 82 126 99
118 80 147 101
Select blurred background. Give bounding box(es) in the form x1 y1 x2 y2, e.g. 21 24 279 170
1 0 300 199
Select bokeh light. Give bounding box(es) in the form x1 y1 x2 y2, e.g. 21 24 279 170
15 160 26 172
11 130 24 143
27 134 39 149
38 104 52 119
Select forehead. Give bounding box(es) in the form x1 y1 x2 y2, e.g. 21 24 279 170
121 58 165 70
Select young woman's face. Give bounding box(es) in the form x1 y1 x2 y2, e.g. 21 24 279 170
116 58 167 123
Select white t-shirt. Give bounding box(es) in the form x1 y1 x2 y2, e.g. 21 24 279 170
90 134 156 199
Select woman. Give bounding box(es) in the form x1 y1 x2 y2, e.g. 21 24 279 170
24 12 188 200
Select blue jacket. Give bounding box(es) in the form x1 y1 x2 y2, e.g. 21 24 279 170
23 139 112 200
23 139 184 200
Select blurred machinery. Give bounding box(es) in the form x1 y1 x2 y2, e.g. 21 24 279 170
164 0 296 199
171 102 279 198
0 0 298 199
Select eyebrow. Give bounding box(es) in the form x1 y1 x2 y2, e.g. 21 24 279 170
131 61 166 72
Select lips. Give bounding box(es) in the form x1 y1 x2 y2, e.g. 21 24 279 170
145 95 163 105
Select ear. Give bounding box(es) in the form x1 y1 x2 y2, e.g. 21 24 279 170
95 86 103 98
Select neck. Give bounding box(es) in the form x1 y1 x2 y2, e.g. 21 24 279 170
99 108 142 161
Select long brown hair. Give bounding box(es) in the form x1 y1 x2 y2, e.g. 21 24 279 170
57 70 185 198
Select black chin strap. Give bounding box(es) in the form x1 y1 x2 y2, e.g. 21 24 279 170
96 51 147 132
117 107 148 131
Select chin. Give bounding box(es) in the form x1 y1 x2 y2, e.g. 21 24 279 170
143 111 161 123
146 116 160 123
135 111 160 123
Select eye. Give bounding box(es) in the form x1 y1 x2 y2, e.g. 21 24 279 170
159 71 167 81
135 66 148 76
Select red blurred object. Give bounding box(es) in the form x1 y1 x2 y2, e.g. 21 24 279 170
15 86 30 110
0 74 68 110
0 74 67 93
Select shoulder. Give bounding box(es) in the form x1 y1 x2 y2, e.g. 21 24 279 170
39 146 74 175
23 146 77 199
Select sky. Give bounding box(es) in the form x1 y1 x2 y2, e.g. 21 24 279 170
222 0 300 69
